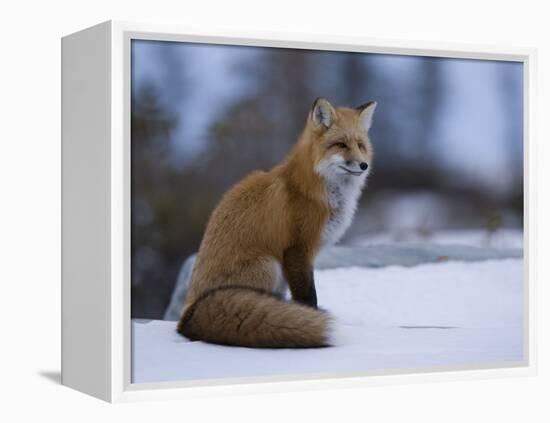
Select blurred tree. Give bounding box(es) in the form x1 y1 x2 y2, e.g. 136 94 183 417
131 83 175 318
132 83 217 318
498 63 524 215
362 56 444 193
341 52 372 106
202 48 317 189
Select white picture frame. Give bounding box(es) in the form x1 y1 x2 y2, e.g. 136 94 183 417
61 20 537 403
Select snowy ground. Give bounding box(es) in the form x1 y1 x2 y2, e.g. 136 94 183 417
132 258 524 384
352 228 523 250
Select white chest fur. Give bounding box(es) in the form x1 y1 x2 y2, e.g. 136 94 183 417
321 175 365 246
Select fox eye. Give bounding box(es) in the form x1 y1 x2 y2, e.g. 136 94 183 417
335 142 348 149
358 143 366 151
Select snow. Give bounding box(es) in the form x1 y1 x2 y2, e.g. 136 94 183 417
354 229 523 250
315 244 522 270
163 244 522 320
133 258 523 383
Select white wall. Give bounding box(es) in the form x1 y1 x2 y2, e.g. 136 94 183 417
1 0 548 421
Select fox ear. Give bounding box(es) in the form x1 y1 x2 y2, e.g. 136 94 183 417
311 98 335 129
357 101 377 131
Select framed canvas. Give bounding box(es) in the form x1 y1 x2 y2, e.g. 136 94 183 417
61 20 537 402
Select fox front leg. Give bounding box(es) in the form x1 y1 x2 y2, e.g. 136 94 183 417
282 246 318 308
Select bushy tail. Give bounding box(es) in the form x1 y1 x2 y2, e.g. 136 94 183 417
177 286 331 348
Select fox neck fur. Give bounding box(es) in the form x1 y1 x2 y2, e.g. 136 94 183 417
279 126 368 248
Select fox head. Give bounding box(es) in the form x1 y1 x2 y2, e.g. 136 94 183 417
306 98 376 183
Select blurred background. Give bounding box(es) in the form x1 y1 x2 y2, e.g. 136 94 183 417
131 40 523 319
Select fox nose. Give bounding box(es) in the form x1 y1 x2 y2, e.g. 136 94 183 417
359 162 368 171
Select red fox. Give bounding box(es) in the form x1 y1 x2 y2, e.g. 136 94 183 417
177 98 376 347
